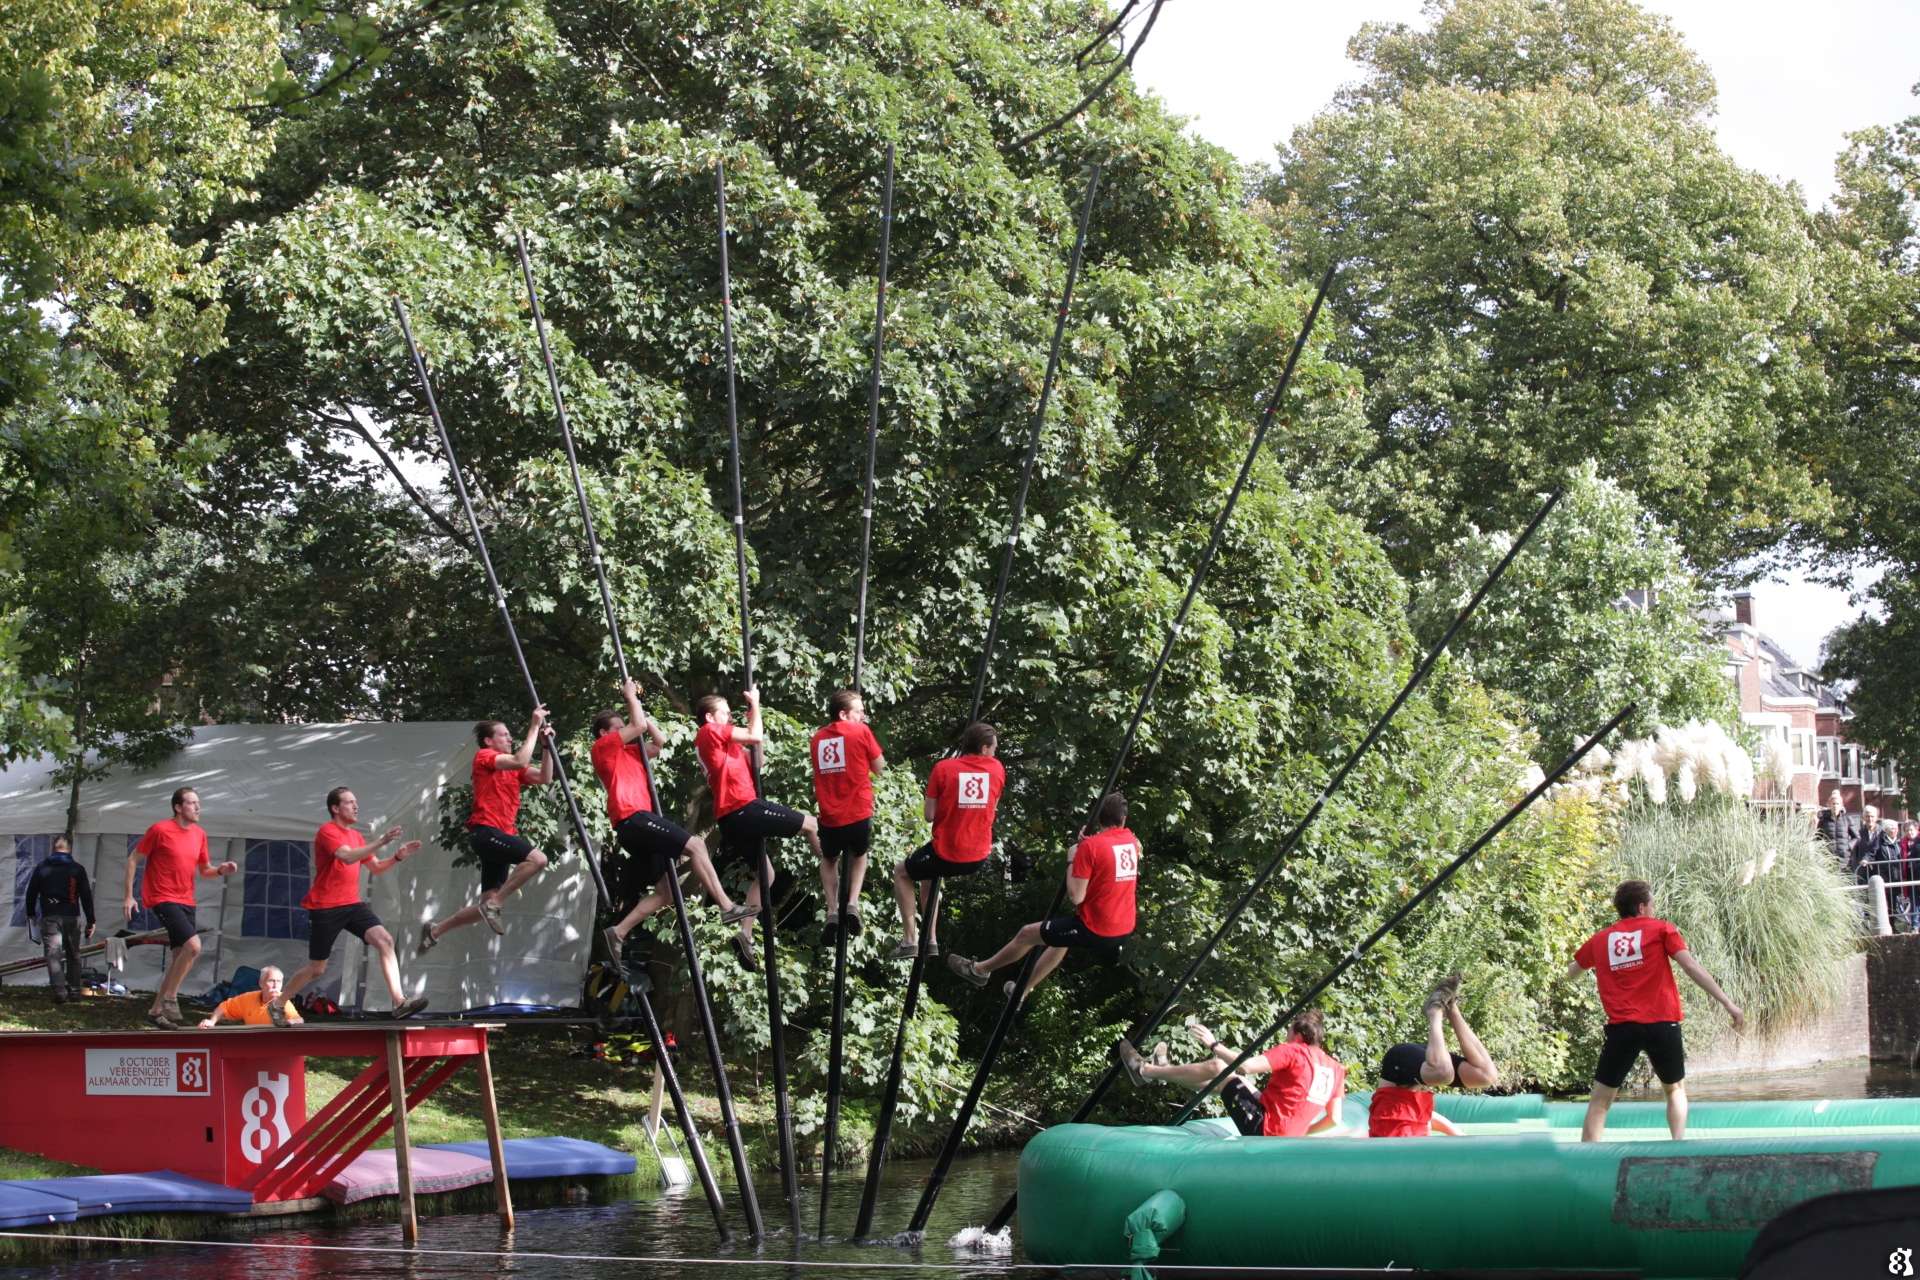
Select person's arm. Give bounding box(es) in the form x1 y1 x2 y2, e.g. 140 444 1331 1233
526 732 554 786
1307 1094 1346 1136
123 845 144 921
1431 1112 1464 1136
504 706 548 769
1187 1021 1256 1070
22 869 39 923
198 1007 226 1029
732 686 765 746
924 795 939 823
332 826 399 865
1564 957 1586 981
1673 948 1746 1031
871 752 887 777
369 839 422 875
77 869 94 936
198 858 239 879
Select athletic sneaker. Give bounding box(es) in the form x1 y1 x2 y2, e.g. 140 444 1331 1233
720 903 760 925
162 995 182 1024
1423 969 1464 1017
732 933 760 971
845 905 863 937
391 996 429 1019
821 913 840 949
947 954 988 987
1003 980 1026 1010
478 897 506 935
268 997 291 1028
924 941 940 957
1152 1042 1170 1068
417 926 438 957
1115 1038 1149 1087
144 1009 177 1031
888 940 919 960
601 926 626 970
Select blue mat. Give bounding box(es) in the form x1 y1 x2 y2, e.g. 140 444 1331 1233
8 1171 253 1217
0 1183 78 1227
422 1136 634 1179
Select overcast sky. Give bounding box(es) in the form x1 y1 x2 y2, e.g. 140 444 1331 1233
1131 0 1920 667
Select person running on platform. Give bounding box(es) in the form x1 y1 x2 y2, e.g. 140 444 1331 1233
1367 971 1500 1138
126 788 238 1030
276 788 427 1023
811 688 886 943
595 678 758 968
948 790 1136 1002
198 965 304 1027
1568 879 1745 1142
1121 1010 1347 1137
420 708 555 954
25 835 94 1004
889 721 1005 960
696 686 822 970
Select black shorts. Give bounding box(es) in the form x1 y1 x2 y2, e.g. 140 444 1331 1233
1379 1042 1464 1088
614 809 691 889
901 842 985 882
717 799 805 846
150 902 196 948
1221 1076 1266 1137
471 825 536 893
1037 915 1127 952
819 818 872 862
1594 1020 1686 1089
306 901 384 962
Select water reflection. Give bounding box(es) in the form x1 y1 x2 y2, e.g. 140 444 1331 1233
1625 1056 1920 1101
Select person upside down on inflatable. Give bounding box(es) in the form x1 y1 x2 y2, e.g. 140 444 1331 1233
1120 1009 1348 1137
1368 970 1501 1137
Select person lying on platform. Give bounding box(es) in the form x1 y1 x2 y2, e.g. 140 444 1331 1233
889 721 1006 961
127 788 239 1030
594 678 757 969
1120 1010 1348 1138
26 835 94 1005
811 688 886 945
1567 878 1745 1142
274 787 427 1024
947 790 1137 1003
696 685 822 970
420 708 554 955
1367 970 1500 1137
198 965 304 1028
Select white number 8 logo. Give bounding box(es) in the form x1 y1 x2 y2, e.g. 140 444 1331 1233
1890 1247 1913 1276
179 1056 204 1091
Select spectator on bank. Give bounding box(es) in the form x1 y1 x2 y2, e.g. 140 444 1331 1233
1851 806 1895 880
24 837 94 1004
1819 792 1856 866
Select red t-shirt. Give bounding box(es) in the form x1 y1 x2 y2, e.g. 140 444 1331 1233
1071 826 1140 937
591 730 657 823
1574 916 1688 1024
696 720 757 819
1368 1084 1436 1138
303 823 369 910
926 754 1005 863
1256 1040 1347 1137
135 821 209 908
811 720 882 827
469 748 527 833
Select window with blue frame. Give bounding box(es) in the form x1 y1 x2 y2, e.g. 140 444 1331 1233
242 839 310 940
11 834 53 927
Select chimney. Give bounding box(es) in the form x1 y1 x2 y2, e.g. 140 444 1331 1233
1734 593 1755 627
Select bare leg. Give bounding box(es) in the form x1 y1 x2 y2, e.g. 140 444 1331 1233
151 936 202 1015
612 874 674 940
892 861 920 945
1017 944 1067 996
489 850 548 904
432 903 484 939
1664 1081 1688 1141
1446 1003 1499 1087
681 837 739 915
1582 1082 1619 1142
799 813 822 859
1421 1004 1453 1084
366 927 405 1004
1144 1059 1243 1089
976 922 1045 973
738 851 775 941
820 857 839 914
845 853 868 902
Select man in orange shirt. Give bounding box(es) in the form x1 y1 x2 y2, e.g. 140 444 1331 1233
198 965 304 1027
126 787 239 1030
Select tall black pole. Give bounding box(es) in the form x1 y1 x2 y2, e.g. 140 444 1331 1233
512 234 760 1240
821 142 894 1242
853 162 1103 1243
1167 707 1636 1125
717 159 804 1241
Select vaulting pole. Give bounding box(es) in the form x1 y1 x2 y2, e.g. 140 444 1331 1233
716 159 804 1240
820 142 894 1241
1167 706 1636 1125
512 234 755 1240
853 162 1102 1243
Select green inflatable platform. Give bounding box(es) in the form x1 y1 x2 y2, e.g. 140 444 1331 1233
1018 1097 1920 1278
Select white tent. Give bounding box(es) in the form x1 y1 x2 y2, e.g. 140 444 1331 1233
0 723 595 1013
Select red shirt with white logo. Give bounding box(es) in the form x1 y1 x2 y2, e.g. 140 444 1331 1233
1368 1084 1436 1138
469 748 527 833
591 731 657 823
304 823 368 910
1071 826 1140 937
1256 1040 1346 1137
926 754 1005 863
135 821 209 908
1574 916 1687 1024
811 720 882 827
696 720 757 819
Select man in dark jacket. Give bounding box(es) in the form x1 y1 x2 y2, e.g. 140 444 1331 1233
23 837 94 1002
1818 792 1856 866
1852 807 1899 883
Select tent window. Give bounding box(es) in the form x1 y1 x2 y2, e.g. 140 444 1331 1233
242 840 311 940
11 835 55 927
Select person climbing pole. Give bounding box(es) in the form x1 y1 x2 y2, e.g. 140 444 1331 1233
1122 1010 1347 1138
1569 878 1745 1142
596 679 758 965
947 790 1136 1002
696 686 823 969
1367 971 1500 1137
419 709 554 954
812 688 886 944
889 721 1005 960
126 788 238 1030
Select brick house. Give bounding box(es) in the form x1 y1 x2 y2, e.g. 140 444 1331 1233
1711 593 1907 821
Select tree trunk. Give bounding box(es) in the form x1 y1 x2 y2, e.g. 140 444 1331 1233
62 657 90 844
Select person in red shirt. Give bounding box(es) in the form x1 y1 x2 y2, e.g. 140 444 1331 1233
419 708 554 955
1123 1010 1348 1137
1569 879 1744 1141
811 688 887 942
948 791 1137 1002
1367 971 1500 1138
275 787 428 1023
888 721 1005 960
593 679 757 967
694 686 822 970
124 787 238 1030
